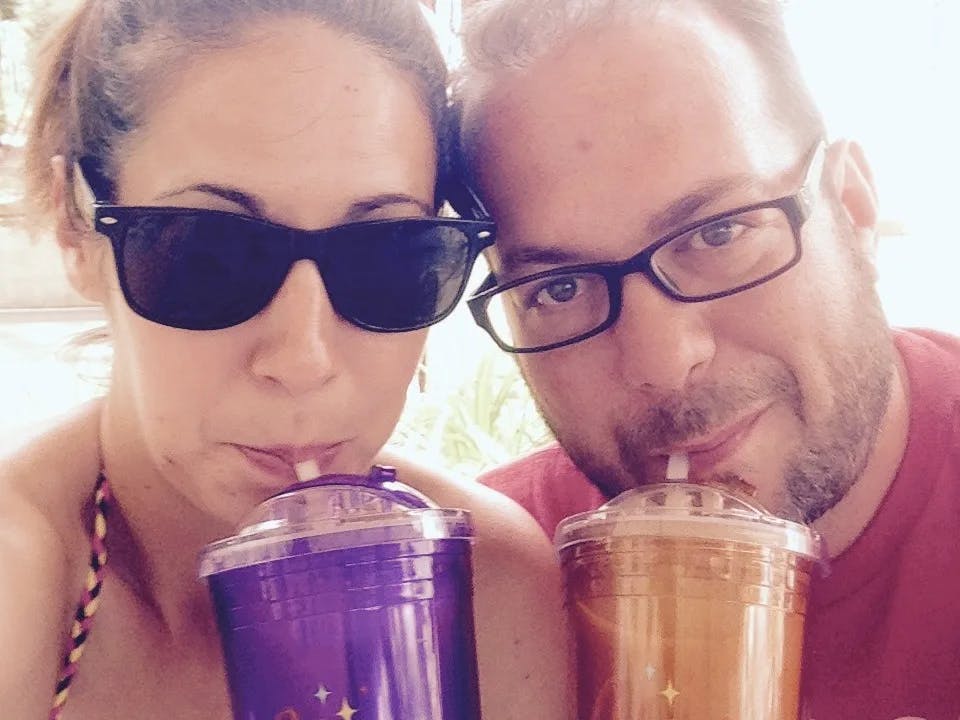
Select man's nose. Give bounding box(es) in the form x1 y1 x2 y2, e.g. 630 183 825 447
609 274 716 391
249 260 342 395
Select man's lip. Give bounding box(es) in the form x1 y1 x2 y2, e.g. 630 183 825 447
655 405 771 475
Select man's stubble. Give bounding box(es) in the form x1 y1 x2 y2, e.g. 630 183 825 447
518 230 894 524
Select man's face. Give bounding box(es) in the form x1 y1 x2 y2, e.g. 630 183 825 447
471 8 893 522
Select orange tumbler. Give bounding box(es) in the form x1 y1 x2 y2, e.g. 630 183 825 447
556 483 822 720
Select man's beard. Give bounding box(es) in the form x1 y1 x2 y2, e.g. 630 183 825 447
523 252 895 524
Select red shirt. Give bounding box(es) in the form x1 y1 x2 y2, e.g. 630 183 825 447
479 329 960 720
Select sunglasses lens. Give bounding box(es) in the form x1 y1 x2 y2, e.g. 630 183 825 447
107 211 480 332
116 212 287 330
323 220 473 331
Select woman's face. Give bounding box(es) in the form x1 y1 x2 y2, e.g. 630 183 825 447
93 18 437 523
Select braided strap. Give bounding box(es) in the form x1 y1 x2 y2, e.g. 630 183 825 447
50 474 111 720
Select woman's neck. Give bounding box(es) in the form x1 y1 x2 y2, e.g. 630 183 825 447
98 393 230 643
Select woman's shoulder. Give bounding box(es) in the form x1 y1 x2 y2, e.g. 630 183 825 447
377 449 552 550
1 400 103 529
0 482 76 718
0 404 102 719
0 400 103 584
377 450 575 720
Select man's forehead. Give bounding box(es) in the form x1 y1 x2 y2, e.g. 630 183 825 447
478 8 765 114
473 6 794 273
488 169 768 278
472 3 779 170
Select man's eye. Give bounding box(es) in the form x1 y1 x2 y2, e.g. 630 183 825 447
689 220 747 249
530 277 580 306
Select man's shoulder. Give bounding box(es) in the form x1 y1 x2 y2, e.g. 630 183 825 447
891 327 960 493
478 445 606 539
896 327 960 369
478 444 583 492
895 328 960 413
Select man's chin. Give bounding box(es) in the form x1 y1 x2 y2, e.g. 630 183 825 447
688 469 761 498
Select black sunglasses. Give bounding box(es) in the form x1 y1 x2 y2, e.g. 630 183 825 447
467 141 825 353
76 158 495 332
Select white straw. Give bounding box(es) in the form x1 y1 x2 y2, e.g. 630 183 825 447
294 459 320 482
665 453 690 482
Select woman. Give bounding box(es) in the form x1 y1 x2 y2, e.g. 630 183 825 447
0 2 571 718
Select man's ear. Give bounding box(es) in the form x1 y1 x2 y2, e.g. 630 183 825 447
51 155 108 303
825 139 880 264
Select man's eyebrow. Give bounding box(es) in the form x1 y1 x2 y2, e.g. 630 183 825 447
498 244 595 277
499 173 764 277
156 184 266 217
645 174 759 238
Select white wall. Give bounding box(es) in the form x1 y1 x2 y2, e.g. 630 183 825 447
785 0 960 333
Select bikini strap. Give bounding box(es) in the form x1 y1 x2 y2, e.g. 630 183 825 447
50 473 111 720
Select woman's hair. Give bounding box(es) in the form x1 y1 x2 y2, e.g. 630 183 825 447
24 0 451 220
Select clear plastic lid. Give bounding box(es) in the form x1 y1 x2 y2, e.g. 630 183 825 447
199 466 473 577
555 482 822 560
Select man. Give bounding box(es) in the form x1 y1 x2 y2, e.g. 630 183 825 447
453 1 960 718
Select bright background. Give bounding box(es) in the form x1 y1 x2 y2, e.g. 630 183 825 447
1 1 958 473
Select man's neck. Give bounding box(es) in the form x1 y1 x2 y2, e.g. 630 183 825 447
813 351 911 558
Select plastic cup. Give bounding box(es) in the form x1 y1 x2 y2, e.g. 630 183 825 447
199 466 480 720
556 482 822 720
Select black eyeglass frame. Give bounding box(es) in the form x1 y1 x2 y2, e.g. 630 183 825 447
76 157 496 333
468 142 825 354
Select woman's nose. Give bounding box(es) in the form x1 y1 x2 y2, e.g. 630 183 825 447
249 260 343 395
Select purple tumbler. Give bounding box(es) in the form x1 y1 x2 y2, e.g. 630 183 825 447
199 466 480 720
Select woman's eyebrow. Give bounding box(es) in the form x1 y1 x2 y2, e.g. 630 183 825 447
154 187 434 223
341 193 435 221
156 183 266 217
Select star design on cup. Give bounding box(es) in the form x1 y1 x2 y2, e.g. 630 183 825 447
660 680 680 707
314 684 332 704
336 697 358 720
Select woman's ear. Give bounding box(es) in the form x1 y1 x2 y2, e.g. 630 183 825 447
825 139 880 264
51 155 108 303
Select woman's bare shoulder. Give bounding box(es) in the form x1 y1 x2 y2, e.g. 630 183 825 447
378 449 575 720
0 403 103 718
378 449 550 546
0 460 77 719
1 401 103 526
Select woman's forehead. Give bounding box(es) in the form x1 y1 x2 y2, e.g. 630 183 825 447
114 18 437 221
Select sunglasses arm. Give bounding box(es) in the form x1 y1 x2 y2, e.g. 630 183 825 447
69 159 106 229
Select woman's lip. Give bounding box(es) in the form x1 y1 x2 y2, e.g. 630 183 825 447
234 445 298 485
233 442 348 486
251 442 350 467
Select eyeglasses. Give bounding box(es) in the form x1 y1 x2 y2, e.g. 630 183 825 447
467 142 826 353
77 159 494 332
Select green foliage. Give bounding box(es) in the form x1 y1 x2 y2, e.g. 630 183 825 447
392 348 553 478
